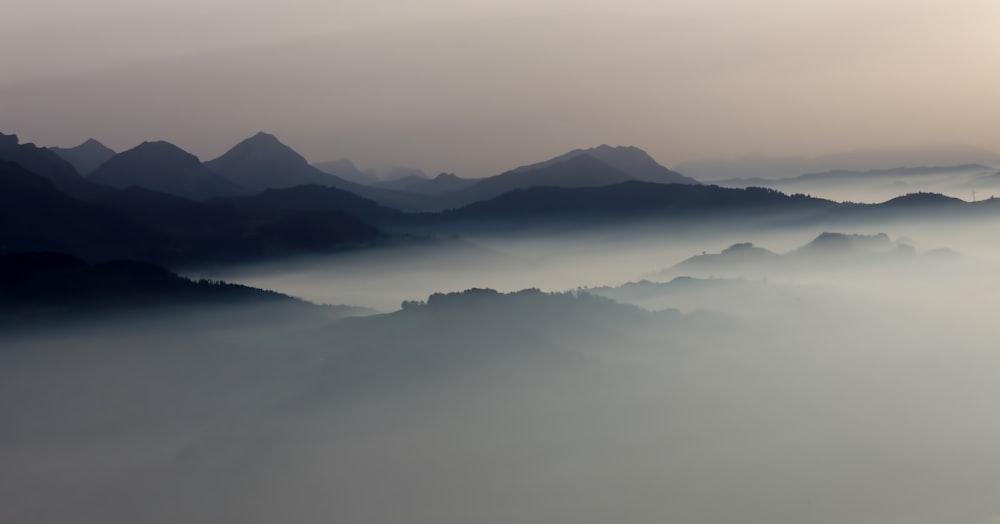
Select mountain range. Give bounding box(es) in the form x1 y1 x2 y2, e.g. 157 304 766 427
652 232 922 279
716 164 998 203
5 128 1000 268
90 141 244 199
8 130 703 210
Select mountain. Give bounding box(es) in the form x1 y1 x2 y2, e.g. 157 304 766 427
49 138 116 175
207 132 339 191
654 232 918 279
89 141 244 199
441 154 634 207
208 132 435 211
512 145 699 185
668 242 781 276
0 132 109 199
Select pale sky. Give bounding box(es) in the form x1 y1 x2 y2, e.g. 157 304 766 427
2 0 999 176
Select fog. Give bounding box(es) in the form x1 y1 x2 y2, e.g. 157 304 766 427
5 213 1000 523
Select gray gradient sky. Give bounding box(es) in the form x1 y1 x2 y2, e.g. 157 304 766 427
3 0 999 176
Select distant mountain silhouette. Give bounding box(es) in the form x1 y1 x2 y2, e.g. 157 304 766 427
0 132 109 199
654 232 919 279
719 164 992 188
89 141 245 199
50 138 116 175
208 132 434 211
512 145 699 184
318 287 701 392
416 147 698 209
206 132 335 190
676 145 1000 181
716 164 996 203
876 192 966 208
669 243 780 275
439 155 634 207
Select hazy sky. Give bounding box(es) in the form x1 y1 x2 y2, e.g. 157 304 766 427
3 0 999 176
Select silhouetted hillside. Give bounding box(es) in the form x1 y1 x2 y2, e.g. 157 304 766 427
669 243 780 275
92 188 386 265
877 192 966 208
0 252 367 327
313 287 723 393
0 161 165 260
222 185 406 226
431 181 838 227
49 138 116 175
90 141 244 199
1 162 386 266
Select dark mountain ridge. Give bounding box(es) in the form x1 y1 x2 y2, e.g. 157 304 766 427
0 252 366 329
0 162 385 266
0 132 110 199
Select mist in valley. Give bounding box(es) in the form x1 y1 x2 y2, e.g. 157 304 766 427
5 210 1000 524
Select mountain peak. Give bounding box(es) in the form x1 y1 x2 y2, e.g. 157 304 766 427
50 138 117 175
80 138 106 148
131 140 200 163
248 131 280 143
513 145 698 185
207 133 334 191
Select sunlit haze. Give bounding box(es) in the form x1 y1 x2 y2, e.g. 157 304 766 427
3 0 999 175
